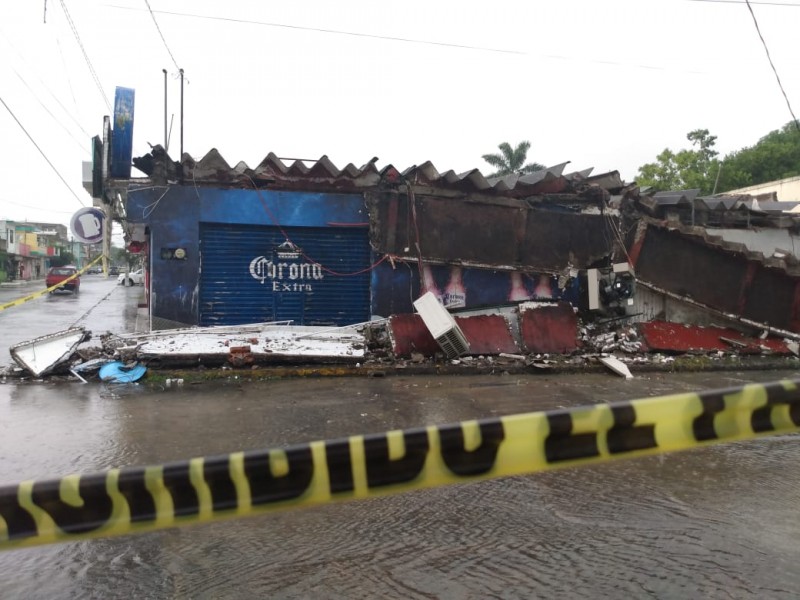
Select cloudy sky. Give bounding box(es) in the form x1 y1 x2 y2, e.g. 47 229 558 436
1 0 798 232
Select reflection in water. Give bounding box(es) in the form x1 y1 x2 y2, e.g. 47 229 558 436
1 371 800 598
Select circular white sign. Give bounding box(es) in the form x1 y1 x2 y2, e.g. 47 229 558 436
70 208 105 244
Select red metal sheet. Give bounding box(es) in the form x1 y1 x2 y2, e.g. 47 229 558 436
519 302 578 354
387 314 439 357
388 313 519 357
455 315 519 355
639 321 791 354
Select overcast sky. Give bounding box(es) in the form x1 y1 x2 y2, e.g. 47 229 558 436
1 0 798 232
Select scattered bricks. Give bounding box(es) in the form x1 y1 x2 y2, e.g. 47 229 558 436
228 345 254 367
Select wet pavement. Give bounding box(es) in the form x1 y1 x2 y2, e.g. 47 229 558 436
1 280 800 598
2 368 800 599
0 275 142 362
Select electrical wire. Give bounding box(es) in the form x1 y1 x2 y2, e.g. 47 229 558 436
105 5 712 74
7 66 89 153
0 94 86 208
57 0 112 112
744 0 800 131
689 0 800 5
119 6 523 56
0 32 92 141
0 198 74 215
144 0 181 72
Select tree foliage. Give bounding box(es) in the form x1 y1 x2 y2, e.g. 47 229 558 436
636 122 800 194
482 141 546 177
50 252 76 267
715 122 800 192
636 129 720 194
111 246 137 268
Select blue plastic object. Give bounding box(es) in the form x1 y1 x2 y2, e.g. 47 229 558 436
99 361 147 383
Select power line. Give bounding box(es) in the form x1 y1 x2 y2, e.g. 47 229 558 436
743 0 800 131
8 66 89 153
57 0 112 112
113 6 525 56
689 0 800 6
0 93 87 208
108 5 706 74
144 0 180 71
0 31 91 141
0 199 73 215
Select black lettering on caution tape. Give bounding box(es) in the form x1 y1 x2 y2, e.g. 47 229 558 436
245 446 314 506
117 468 157 523
0 484 37 540
438 420 505 476
607 403 657 454
544 411 600 463
31 474 113 535
365 429 429 488
1 379 800 550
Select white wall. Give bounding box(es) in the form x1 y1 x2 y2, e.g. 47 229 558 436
727 175 800 202
707 228 800 259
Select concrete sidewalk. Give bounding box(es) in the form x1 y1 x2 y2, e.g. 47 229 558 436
131 290 149 334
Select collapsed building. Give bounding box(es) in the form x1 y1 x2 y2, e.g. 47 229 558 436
88 89 800 366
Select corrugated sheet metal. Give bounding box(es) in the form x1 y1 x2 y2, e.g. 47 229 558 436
629 220 800 332
639 321 792 354
132 146 625 198
199 223 371 327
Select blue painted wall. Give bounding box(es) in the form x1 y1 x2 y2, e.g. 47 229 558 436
127 185 368 326
127 185 582 326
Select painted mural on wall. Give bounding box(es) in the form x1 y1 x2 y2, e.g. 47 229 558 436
370 259 580 317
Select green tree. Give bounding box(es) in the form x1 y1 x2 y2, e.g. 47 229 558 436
50 252 76 267
636 129 720 194
482 141 546 177
715 122 800 192
111 245 137 269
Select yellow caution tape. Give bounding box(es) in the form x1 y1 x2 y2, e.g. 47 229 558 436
0 256 104 312
0 378 798 550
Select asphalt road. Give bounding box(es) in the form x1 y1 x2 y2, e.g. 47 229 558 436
0 274 141 368
1 276 799 597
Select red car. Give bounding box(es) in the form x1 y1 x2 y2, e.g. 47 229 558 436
46 265 80 293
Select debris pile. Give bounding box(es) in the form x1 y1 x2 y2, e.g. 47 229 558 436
579 323 644 354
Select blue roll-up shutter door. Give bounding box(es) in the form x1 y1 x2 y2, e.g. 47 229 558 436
200 223 371 327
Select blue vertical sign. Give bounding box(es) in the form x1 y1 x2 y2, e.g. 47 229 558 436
111 87 135 178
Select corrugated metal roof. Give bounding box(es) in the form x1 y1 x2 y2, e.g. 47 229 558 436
131 145 622 197
651 189 701 206
648 219 800 275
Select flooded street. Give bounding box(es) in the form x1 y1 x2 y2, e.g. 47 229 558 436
1 370 799 598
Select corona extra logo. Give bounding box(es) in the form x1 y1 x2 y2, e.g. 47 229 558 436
249 252 324 291
275 240 301 259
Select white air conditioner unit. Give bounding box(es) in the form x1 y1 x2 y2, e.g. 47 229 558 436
413 292 471 358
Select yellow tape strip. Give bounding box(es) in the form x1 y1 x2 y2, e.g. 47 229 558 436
0 256 104 312
0 378 798 550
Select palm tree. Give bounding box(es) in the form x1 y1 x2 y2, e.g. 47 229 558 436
482 141 545 177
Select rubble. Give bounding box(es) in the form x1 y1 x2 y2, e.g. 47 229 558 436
3 312 800 384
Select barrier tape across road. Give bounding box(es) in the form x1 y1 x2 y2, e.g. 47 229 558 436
0 256 104 312
0 378 799 551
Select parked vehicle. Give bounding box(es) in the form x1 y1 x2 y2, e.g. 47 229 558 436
45 266 80 293
109 266 120 275
118 269 144 286
87 266 103 275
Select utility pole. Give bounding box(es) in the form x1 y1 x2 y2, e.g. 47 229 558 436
163 69 168 152
179 68 184 160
